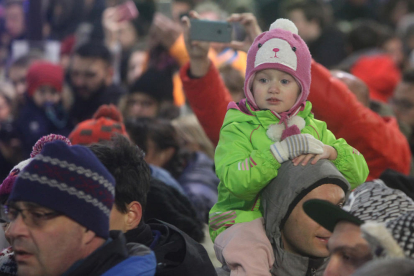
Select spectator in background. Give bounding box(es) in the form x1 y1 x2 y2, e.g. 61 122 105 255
333 0 378 22
2 0 25 49
120 67 179 120
15 61 72 156
69 104 184 195
89 135 216 276
218 65 245 103
69 41 126 124
330 70 370 108
391 69 414 155
126 118 219 223
381 30 406 70
7 54 42 109
172 114 215 160
338 20 401 104
0 86 21 182
286 0 347 68
47 0 105 41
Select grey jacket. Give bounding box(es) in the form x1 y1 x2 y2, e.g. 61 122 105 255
262 160 350 276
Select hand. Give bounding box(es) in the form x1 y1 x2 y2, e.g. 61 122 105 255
226 13 262 52
102 7 129 46
270 134 324 164
292 145 338 166
181 11 211 77
151 12 182 49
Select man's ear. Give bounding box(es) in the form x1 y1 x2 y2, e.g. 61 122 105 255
83 228 97 245
125 201 143 231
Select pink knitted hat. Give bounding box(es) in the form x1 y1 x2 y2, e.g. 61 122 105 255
245 18 312 119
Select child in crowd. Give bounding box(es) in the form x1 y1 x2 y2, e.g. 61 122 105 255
209 19 369 275
15 61 72 156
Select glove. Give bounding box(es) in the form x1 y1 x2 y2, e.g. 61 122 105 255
270 134 324 163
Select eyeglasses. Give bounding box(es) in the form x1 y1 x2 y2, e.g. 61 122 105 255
2 205 61 228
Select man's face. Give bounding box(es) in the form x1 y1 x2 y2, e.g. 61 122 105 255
126 93 159 119
9 66 28 100
391 82 414 128
6 202 89 276
323 221 372 276
70 55 112 99
5 4 25 38
282 184 345 258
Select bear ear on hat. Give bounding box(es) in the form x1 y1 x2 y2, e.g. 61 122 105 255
269 18 298 35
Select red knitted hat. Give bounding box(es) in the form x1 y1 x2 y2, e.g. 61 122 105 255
26 61 64 97
69 104 129 145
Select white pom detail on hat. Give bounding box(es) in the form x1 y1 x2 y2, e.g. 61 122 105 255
269 18 298 35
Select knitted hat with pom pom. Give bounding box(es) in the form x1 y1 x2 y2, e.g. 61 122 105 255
69 104 129 145
0 134 71 205
245 19 311 139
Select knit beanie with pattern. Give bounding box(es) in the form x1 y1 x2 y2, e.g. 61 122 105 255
69 104 129 145
9 140 115 239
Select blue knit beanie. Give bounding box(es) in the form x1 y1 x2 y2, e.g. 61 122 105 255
9 140 115 239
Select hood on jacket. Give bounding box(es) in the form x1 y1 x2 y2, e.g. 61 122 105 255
262 160 350 275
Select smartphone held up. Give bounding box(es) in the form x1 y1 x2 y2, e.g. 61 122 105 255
189 19 244 43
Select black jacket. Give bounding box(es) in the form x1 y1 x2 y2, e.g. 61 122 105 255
65 231 153 276
124 219 217 276
70 83 126 125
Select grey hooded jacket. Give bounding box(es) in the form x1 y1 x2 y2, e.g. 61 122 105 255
262 160 350 276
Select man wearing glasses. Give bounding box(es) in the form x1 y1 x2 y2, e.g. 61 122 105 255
2 140 156 276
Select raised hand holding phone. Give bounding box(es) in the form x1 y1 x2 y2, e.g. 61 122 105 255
189 19 232 43
226 13 262 52
181 11 211 77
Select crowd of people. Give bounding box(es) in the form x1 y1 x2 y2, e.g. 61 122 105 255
0 0 413 275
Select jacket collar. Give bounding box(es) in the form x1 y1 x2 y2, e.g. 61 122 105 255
272 239 327 276
64 231 128 276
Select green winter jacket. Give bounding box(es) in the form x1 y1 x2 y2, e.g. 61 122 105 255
209 101 369 242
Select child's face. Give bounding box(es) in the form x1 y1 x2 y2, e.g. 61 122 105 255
252 69 300 114
33 85 61 108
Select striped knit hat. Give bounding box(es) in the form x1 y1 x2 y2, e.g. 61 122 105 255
9 140 115 238
69 104 129 145
26 61 64 97
0 134 71 204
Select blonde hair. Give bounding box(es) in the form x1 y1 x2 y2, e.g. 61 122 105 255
172 114 215 159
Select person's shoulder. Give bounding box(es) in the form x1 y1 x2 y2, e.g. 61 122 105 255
101 247 156 276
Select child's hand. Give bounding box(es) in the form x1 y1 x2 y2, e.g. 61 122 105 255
292 145 338 166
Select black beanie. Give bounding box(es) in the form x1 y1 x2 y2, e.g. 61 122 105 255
129 67 173 102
